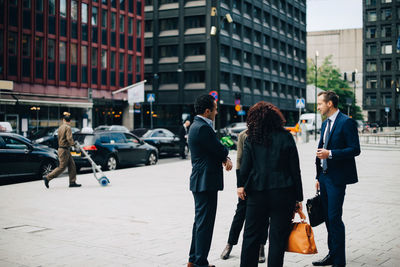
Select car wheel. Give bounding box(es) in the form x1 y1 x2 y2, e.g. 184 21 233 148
105 155 118 171
39 161 55 178
146 152 157 166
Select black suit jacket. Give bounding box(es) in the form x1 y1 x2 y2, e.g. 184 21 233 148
316 111 360 185
178 124 188 144
188 116 229 192
239 130 303 202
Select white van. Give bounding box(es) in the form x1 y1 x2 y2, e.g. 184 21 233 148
299 113 322 134
0 122 13 132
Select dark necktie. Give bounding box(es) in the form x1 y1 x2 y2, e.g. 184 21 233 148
322 119 331 171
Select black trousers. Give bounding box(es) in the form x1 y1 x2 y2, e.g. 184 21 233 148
180 142 187 158
240 188 296 267
227 197 268 246
189 191 218 267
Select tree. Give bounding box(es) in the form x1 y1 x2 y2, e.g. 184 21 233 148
307 55 363 120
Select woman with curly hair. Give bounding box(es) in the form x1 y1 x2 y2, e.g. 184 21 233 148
238 101 303 267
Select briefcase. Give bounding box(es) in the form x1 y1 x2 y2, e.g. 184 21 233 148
306 191 324 227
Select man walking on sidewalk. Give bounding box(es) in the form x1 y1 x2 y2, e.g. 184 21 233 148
313 91 360 267
187 94 232 267
43 112 81 188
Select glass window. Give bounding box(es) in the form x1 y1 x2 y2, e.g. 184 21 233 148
381 43 392 54
82 3 88 23
49 0 55 14
111 52 115 69
366 60 377 72
60 0 67 17
367 10 377 22
48 39 55 60
101 50 107 68
71 44 77 64
136 56 141 73
110 133 126 143
36 0 43 11
184 16 205 29
22 35 30 57
160 18 178 31
81 46 87 65
92 48 98 66
59 42 66 62
23 0 30 8
366 43 377 55
381 60 392 71
128 55 132 71
102 9 107 28
366 27 376 38
159 45 178 57
145 20 153 32
120 0 125 10
381 25 392 38
129 18 133 34
381 8 392 20
184 71 204 83
111 13 116 30
120 15 125 32
35 37 43 58
137 21 142 37
119 54 124 70
71 0 78 21
185 43 205 56
92 7 98 25
366 0 377 5
366 78 377 89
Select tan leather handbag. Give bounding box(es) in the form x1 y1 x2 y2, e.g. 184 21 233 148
286 209 318 254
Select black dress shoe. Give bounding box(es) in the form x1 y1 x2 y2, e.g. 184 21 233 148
69 182 82 188
43 176 49 189
258 244 265 263
312 254 333 266
220 244 233 260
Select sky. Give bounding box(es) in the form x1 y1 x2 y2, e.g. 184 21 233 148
307 0 362 32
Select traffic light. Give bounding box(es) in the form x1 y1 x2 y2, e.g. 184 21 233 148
352 71 356 82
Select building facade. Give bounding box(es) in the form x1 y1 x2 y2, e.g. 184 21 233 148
144 0 307 129
307 28 365 118
363 0 400 125
0 0 144 134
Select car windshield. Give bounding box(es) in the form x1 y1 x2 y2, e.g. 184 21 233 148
142 130 153 138
19 135 33 144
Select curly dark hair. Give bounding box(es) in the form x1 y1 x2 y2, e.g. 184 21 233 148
194 94 216 115
246 101 286 146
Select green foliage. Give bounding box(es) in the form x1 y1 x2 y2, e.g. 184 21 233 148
307 56 363 120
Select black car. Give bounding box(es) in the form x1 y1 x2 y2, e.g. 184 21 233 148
0 133 58 181
141 128 187 157
72 131 158 171
33 127 80 149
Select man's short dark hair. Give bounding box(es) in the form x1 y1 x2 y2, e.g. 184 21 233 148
194 95 216 115
318 91 339 108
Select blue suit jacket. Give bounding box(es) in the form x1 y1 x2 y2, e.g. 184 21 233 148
188 116 229 192
316 111 361 185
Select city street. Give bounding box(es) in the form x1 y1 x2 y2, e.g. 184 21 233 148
0 140 399 267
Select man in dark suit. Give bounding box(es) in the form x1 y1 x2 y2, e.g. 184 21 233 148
179 119 191 159
313 91 360 267
187 94 232 267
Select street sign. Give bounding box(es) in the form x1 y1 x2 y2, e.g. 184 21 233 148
235 104 241 112
238 110 246 116
147 93 155 103
235 99 240 105
385 107 390 113
296 98 305 108
209 90 218 100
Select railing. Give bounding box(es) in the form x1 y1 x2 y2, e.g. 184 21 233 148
360 134 400 146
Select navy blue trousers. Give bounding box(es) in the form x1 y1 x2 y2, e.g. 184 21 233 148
189 191 218 267
319 173 347 265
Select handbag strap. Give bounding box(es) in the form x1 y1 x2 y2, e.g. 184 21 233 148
292 209 307 222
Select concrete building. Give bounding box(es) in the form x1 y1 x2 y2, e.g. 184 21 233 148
144 0 307 128
0 0 145 135
307 28 365 119
363 0 400 125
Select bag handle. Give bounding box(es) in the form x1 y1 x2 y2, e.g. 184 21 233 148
292 209 307 222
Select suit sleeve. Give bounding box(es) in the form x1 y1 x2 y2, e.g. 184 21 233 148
238 140 252 188
199 125 228 162
288 135 303 202
331 119 361 159
66 126 75 147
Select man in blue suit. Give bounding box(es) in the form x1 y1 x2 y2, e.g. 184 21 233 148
187 94 233 267
313 91 360 267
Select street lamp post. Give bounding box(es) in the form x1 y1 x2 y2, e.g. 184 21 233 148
210 1 232 138
314 51 319 140
352 69 358 118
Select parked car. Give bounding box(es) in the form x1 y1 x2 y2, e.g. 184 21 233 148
0 122 13 132
33 127 79 149
0 132 58 180
141 128 186 157
72 131 158 171
94 125 130 132
299 113 322 134
131 128 149 137
362 123 379 133
221 122 247 136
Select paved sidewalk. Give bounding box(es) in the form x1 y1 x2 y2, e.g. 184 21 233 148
0 140 399 267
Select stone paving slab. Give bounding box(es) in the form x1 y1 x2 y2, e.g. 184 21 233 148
0 140 399 266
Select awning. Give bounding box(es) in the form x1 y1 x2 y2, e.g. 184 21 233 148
0 93 93 108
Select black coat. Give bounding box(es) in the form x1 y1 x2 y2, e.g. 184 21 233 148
178 124 188 145
188 116 229 192
239 130 303 202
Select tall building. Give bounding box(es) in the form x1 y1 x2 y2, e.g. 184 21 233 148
144 0 307 129
363 0 400 125
0 0 144 134
307 28 364 118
